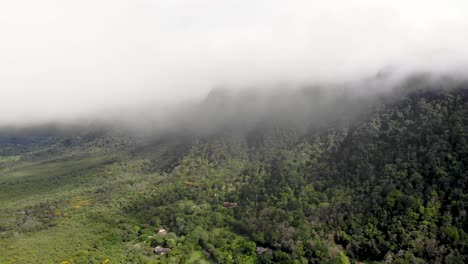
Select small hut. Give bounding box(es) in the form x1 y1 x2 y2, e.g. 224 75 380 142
256 247 272 255
223 202 238 208
154 246 171 255
156 228 167 235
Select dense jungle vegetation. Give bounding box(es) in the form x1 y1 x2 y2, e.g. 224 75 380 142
0 77 467 263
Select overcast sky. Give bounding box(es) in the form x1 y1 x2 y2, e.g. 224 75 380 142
1 0 467 124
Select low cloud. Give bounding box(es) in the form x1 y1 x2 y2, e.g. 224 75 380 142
0 0 467 125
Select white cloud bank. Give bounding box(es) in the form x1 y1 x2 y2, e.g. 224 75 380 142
0 0 467 124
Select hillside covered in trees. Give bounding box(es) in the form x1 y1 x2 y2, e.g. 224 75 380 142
0 76 467 263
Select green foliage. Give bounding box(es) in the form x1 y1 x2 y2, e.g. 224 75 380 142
1 85 467 263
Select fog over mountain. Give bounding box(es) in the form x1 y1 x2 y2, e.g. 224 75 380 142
3 2 468 263
1 0 468 125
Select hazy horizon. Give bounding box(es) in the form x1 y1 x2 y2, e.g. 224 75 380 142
1 0 468 125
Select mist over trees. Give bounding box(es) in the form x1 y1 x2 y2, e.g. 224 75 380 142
0 74 467 263
1 0 468 262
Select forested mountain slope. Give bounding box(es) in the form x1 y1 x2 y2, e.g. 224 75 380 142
0 80 467 263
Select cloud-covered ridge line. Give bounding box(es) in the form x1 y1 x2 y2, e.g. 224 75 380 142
1 0 468 124
1 73 467 142
88 73 468 139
